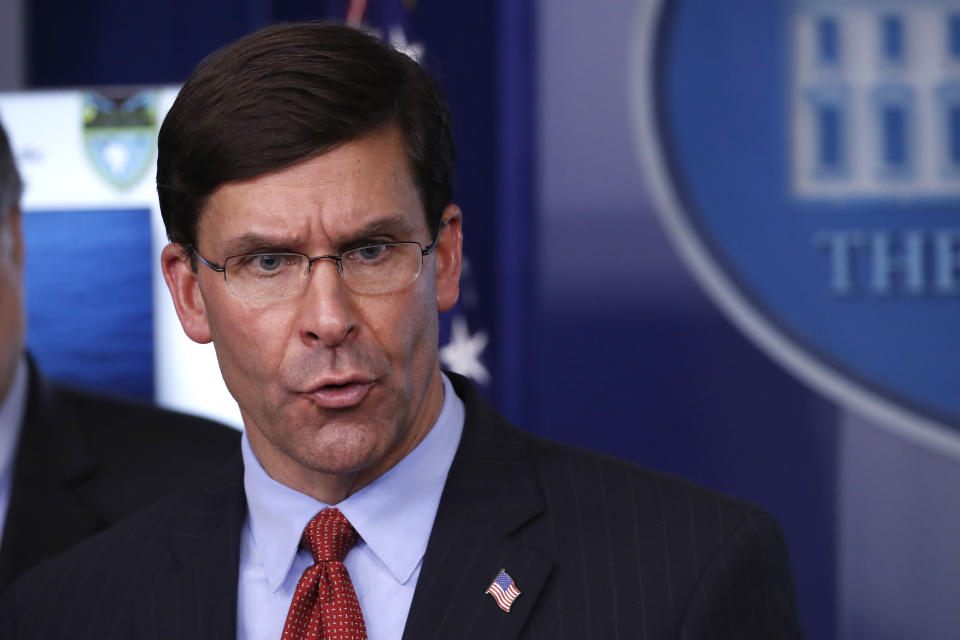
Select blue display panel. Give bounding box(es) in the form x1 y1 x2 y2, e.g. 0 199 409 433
23 208 153 400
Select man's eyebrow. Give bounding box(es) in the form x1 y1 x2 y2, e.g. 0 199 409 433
345 215 421 241
217 215 424 255
220 233 303 256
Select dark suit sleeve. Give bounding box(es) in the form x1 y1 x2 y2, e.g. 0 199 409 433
0 588 13 638
676 512 804 640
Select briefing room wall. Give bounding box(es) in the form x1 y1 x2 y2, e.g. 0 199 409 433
533 2 837 638
18 1 945 639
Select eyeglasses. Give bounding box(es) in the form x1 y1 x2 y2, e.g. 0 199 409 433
192 231 441 300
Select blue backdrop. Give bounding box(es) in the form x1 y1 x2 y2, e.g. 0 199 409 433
23 1 835 637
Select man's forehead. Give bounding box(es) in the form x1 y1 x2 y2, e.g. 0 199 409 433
208 210 426 255
195 126 429 253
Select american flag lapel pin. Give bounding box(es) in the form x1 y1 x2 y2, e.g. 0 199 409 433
485 568 521 612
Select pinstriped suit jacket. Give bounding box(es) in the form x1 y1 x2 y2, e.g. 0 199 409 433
0 373 803 639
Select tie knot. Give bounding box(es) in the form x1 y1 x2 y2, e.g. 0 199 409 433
301 508 358 564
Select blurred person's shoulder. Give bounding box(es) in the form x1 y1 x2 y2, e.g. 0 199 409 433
16 362 240 520
0 458 245 638
46 379 241 490
54 381 239 454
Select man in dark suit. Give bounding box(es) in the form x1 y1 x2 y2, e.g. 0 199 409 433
0 121 240 593
0 23 802 639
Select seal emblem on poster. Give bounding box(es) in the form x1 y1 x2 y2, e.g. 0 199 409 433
82 90 158 190
631 0 960 451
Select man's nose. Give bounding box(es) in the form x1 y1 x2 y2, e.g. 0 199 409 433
298 259 356 348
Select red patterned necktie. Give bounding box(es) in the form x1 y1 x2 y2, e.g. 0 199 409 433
282 508 367 640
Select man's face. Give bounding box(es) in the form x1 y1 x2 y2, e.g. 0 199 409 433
162 125 462 501
0 207 25 403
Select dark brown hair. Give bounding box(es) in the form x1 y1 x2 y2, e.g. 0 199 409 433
157 21 454 249
0 120 23 223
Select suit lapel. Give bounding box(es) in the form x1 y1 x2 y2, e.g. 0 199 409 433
402 374 554 640
0 360 101 591
136 458 245 640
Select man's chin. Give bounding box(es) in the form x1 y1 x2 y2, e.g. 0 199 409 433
300 424 392 472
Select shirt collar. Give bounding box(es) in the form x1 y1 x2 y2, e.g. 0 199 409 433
242 372 465 592
0 356 28 483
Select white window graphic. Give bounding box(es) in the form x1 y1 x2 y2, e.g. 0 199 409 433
791 0 960 198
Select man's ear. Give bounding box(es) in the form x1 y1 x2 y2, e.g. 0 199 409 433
435 204 462 312
161 243 213 344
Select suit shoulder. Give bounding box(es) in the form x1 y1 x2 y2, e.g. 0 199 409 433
437 375 802 638
450 372 767 534
518 429 772 554
56 384 239 446
528 427 762 504
510 428 801 637
41 385 241 517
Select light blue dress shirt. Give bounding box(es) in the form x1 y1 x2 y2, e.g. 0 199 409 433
0 356 28 549
237 373 465 640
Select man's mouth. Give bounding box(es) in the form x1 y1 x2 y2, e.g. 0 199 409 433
305 378 375 409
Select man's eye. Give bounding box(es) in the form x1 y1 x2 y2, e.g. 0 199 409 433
353 245 388 261
233 254 294 274
257 254 283 271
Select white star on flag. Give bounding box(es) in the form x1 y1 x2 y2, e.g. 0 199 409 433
440 315 490 385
